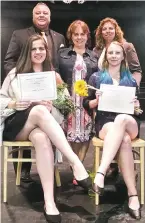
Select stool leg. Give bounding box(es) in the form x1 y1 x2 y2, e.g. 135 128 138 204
140 147 144 204
3 146 8 203
55 166 61 187
95 146 100 205
16 149 23 186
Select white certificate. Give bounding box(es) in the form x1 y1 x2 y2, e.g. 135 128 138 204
17 71 57 101
98 84 136 114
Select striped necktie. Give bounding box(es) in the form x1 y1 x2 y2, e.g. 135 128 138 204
41 31 48 44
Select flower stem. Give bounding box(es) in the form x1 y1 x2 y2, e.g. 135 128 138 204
87 85 102 92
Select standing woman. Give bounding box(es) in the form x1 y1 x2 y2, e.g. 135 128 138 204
1 34 92 223
58 20 98 185
94 17 142 86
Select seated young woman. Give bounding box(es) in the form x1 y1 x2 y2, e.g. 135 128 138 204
83 41 141 220
0 34 92 223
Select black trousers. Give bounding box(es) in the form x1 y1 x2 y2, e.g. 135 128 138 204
12 147 32 174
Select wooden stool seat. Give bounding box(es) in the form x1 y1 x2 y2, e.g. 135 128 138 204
3 141 61 203
92 137 145 205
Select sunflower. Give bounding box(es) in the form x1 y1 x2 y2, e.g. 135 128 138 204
74 80 88 96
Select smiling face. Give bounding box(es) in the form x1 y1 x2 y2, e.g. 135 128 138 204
31 39 46 65
71 25 88 49
106 42 124 67
33 4 51 30
102 22 116 43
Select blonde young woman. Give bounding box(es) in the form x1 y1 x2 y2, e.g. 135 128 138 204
94 17 142 178
1 34 92 223
83 41 141 220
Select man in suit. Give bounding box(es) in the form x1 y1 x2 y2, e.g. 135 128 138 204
4 2 65 74
4 2 66 182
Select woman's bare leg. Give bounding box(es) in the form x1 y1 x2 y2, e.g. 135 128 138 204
70 141 90 162
17 127 59 215
117 133 140 210
70 142 80 157
16 105 89 180
70 141 90 182
94 114 138 188
78 141 90 162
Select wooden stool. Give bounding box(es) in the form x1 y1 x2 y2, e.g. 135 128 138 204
92 137 145 205
3 141 61 203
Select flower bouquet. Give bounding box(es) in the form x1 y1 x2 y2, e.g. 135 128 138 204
53 83 75 116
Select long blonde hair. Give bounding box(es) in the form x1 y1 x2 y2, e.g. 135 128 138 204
102 41 128 72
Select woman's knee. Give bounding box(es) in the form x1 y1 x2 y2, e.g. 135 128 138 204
29 128 48 147
114 114 130 127
99 122 114 139
122 133 131 145
30 105 51 120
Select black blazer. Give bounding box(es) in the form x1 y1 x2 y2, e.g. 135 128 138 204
4 26 66 75
58 47 98 94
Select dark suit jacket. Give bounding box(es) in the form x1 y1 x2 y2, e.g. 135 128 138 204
93 41 142 74
4 26 66 75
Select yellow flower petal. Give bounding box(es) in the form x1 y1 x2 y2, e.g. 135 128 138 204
74 80 88 97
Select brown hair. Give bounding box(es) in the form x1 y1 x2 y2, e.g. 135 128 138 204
16 34 53 74
95 17 124 50
67 20 91 46
102 41 128 71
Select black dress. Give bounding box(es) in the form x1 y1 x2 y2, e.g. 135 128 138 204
83 72 141 137
3 106 34 141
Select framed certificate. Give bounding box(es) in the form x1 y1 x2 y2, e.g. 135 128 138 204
98 84 136 114
17 71 57 101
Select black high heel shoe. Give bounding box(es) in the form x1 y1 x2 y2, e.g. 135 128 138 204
44 208 61 223
128 195 141 220
93 172 105 196
76 176 92 191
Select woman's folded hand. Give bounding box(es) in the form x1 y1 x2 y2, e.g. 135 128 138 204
30 100 53 111
131 97 143 115
95 91 103 102
15 101 32 110
89 91 102 109
39 100 52 112
8 100 32 110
